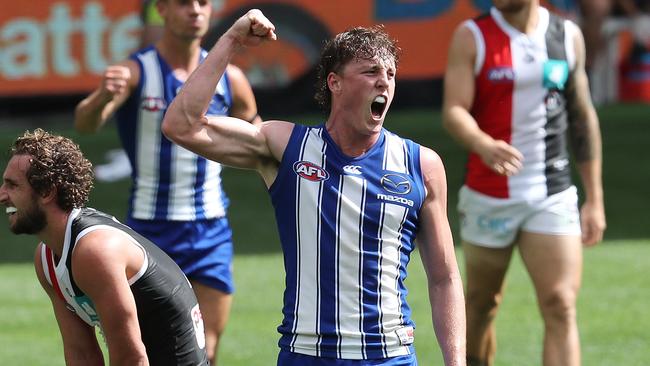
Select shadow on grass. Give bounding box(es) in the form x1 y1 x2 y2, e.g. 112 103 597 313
1 104 648 263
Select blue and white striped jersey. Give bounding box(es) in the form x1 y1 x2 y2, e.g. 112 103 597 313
270 124 426 359
115 47 231 221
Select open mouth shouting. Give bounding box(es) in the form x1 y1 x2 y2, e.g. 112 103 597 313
6 206 17 216
371 95 387 119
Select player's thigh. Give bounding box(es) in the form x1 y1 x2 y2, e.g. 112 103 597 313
517 231 582 304
191 280 233 330
463 241 514 297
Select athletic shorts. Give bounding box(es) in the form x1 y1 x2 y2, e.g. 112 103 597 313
458 185 581 248
127 217 235 294
277 350 417 366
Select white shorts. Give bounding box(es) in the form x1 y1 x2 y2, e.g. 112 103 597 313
458 185 582 248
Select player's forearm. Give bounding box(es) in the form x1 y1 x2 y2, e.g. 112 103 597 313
429 274 466 366
74 89 114 134
569 104 603 204
442 106 492 154
577 157 604 205
63 344 104 366
109 352 148 366
163 34 239 140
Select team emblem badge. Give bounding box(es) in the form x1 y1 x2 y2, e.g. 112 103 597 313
293 161 329 182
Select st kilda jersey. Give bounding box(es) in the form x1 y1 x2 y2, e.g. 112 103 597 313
464 6 580 199
40 208 208 365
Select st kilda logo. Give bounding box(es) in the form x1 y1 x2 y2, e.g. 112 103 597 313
293 161 329 182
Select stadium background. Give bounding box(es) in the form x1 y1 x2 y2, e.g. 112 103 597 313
1 1 648 364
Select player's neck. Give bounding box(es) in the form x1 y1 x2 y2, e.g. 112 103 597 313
37 209 72 258
325 116 381 158
155 36 202 72
500 4 539 34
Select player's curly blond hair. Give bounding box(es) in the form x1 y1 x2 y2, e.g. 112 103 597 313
10 129 93 211
315 25 401 110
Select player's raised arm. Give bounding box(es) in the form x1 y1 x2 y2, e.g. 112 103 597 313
161 9 278 172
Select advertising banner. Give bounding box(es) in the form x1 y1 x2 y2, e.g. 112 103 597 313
0 0 573 97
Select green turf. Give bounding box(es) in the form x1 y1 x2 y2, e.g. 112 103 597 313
0 105 648 364
1 104 648 262
1 241 648 365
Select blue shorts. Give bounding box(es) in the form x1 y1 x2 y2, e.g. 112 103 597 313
127 217 234 294
277 351 417 366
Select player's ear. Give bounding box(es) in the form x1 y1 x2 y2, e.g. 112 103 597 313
39 185 58 206
327 72 342 94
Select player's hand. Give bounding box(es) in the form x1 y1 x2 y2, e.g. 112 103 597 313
476 139 523 176
580 200 606 246
99 65 131 102
228 9 277 47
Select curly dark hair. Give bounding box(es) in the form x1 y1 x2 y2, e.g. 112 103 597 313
314 25 401 110
10 129 93 211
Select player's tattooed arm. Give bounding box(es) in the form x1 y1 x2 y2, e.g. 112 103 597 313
566 73 597 162
566 25 601 164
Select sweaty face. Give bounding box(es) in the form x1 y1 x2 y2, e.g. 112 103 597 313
335 56 396 130
1 155 48 235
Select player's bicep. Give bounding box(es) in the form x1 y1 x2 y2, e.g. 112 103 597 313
443 24 477 112
566 27 598 162
187 115 277 170
72 234 144 356
33 245 102 360
416 148 456 281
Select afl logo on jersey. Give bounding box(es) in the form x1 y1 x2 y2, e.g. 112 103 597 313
141 97 167 112
487 67 515 83
293 161 329 182
381 173 411 194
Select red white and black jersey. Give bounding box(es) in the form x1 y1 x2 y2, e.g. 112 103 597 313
40 208 208 365
464 7 580 199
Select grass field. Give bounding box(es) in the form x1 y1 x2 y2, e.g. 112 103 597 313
0 105 649 364
1 242 648 365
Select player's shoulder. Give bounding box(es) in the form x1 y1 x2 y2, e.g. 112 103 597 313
418 145 442 168
448 18 479 56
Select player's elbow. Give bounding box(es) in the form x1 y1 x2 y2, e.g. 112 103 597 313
74 120 98 135
73 108 99 135
441 107 455 133
441 104 464 134
161 112 182 143
161 105 197 146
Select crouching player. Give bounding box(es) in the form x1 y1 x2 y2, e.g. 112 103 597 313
0 129 208 365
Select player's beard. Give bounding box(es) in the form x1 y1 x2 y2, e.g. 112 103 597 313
10 199 47 235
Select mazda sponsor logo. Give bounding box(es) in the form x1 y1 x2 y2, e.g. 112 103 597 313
380 173 411 194
376 193 414 207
